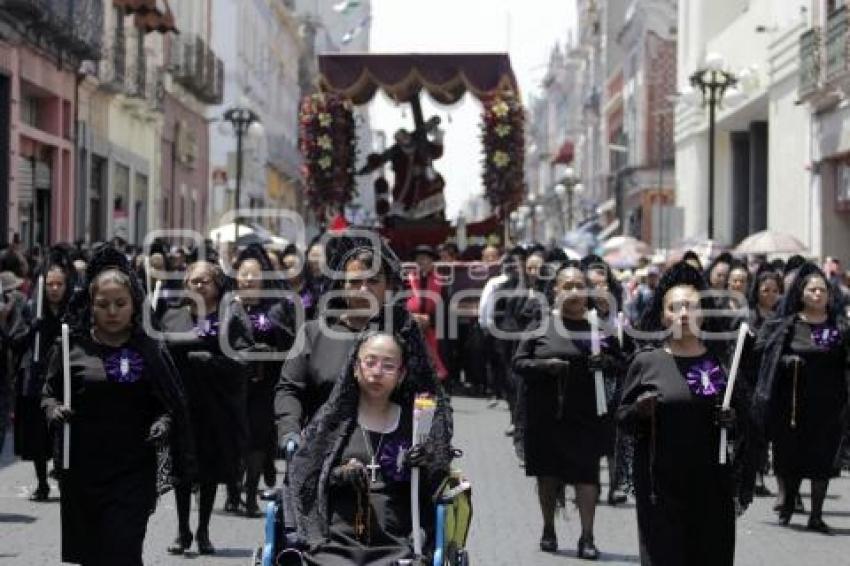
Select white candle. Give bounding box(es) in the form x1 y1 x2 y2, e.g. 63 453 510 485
719 322 749 465
588 311 608 416
33 275 44 363
61 323 71 470
411 395 436 557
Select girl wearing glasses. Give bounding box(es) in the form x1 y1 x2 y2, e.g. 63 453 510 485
159 259 255 556
290 331 453 565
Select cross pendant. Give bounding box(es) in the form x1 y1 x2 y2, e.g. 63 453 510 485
366 458 380 483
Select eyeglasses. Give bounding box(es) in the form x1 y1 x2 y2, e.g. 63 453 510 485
358 355 402 375
189 277 214 288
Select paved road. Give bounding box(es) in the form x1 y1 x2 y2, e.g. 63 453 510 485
1 397 849 565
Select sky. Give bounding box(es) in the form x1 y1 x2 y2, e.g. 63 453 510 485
367 0 577 221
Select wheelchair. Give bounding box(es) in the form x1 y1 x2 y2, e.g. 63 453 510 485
251 444 472 566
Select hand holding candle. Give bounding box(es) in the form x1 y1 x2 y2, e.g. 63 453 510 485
719 322 748 465
33 275 44 363
588 311 608 416
411 394 437 557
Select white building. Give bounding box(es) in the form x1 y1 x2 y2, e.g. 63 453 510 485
675 0 837 255
208 0 304 234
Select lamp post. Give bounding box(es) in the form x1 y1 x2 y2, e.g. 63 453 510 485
686 53 743 239
222 104 263 240
554 166 584 234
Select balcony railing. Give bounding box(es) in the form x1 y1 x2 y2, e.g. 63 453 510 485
826 5 850 82
799 27 822 99
168 33 224 104
0 0 103 60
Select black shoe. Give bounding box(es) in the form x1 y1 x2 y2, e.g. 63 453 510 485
167 532 193 555
29 485 49 502
540 526 557 553
224 495 242 514
795 494 805 513
577 535 600 560
244 500 261 518
263 461 277 488
806 517 831 534
607 490 627 506
754 484 773 497
196 530 216 555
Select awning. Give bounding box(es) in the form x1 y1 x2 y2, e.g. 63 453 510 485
317 53 518 105
552 140 574 165
597 218 621 241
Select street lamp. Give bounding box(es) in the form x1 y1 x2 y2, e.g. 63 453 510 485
687 52 742 239
554 170 583 233
222 104 263 240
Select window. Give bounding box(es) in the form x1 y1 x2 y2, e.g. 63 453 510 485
834 159 850 212
20 95 38 127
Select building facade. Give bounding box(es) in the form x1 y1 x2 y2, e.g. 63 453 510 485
209 0 303 235
0 1 104 247
615 0 678 247
77 1 173 246
160 0 220 237
675 0 832 253
797 0 850 259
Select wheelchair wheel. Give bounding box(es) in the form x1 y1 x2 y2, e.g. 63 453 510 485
455 549 470 566
251 545 263 566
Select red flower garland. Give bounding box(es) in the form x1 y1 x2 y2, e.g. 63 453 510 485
481 92 525 216
299 93 358 217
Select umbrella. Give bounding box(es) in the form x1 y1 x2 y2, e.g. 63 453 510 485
671 236 725 263
209 222 256 243
599 235 651 256
235 232 271 248
603 249 645 269
734 230 807 254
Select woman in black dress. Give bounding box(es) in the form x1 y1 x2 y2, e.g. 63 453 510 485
751 262 850 533
41 247 192 566
743 265 783 499
513 261 625 559
15 247 76 501
233 244 294 515
160 259 254 555
617 262 752 566
274 235 415 454
291 330 453 565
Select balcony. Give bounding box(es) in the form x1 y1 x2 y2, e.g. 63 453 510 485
826 5 850 82
168 33 224 104
799 27 822 99
97 43 127 94
0 0 104 60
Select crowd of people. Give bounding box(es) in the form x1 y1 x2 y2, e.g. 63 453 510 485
0 233 849 565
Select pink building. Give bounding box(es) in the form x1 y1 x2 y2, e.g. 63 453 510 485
0 1 103 247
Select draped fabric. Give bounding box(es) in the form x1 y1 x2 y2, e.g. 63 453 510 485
317 54 518 105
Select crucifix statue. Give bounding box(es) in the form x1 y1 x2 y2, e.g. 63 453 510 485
359 95 446 221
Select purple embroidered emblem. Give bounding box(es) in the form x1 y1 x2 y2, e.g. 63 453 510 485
685 359 727 397
249 311 273 333
378 437 412 482
810 324 840 349
194 314 220 338
103 348 144 383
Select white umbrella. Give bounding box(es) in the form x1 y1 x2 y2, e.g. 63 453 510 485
599 235 651 256
734 230 807 254
209 222 256 243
